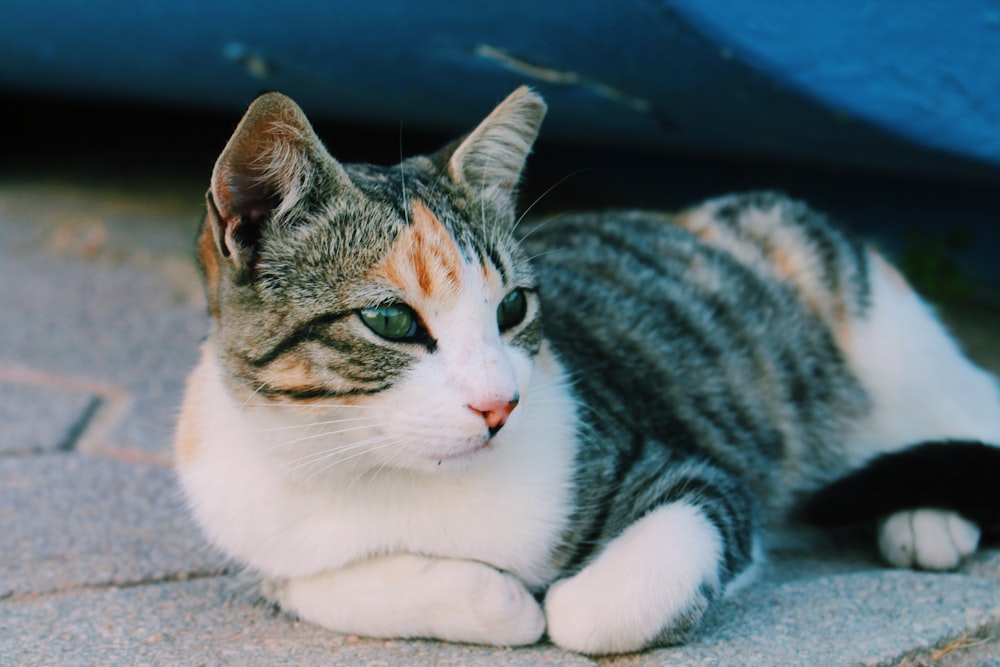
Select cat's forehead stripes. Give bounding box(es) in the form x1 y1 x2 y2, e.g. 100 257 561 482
374 199 463 299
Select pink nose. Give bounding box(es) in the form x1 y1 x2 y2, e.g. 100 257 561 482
469 397 519 436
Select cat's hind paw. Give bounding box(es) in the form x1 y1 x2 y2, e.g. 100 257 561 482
878 509 980 570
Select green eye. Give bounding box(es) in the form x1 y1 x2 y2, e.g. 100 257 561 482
497 288 528 332
359 303 419 341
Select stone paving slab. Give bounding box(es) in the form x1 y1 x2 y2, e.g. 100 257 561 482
0 254 205 457
0 578 599 667
0 183 206 459
605 569 1000 667
962 549 1000 580
3 561 998 667
0 181 204 272
0 455 225 598
0 380 98 454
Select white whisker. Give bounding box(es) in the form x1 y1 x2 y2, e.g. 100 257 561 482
266 423 381 451
394 425 479 440
345 444 408 490
257 415 375 433
515 211 571 245
240 382 270 411
523 246 573 264
399 120 411 226
511 169 584 236
428 161 449 204
288 437 405 482
280 433 396 471
242 402 380 410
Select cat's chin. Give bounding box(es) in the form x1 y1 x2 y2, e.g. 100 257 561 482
434 439 495 467
397 437 499 475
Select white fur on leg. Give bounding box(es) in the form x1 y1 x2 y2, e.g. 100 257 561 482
878 509 980 570
844 254 1000 463
544 502 723 655
268 554 545 646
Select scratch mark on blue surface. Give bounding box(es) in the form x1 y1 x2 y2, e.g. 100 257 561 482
475 44 652 114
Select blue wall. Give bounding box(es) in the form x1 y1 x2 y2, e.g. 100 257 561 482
2 1 997 177
675 1 1000 169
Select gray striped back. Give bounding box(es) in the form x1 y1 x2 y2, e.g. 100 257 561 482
522 194 872 575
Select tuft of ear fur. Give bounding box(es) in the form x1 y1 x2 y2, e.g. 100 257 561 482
447 86 547 213
207 92 345 277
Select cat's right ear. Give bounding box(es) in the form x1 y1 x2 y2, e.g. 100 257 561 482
204 92 347 280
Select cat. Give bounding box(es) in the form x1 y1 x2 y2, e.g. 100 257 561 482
175 86 1000 655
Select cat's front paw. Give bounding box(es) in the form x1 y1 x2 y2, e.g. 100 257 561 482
463 561 547 646
545 570 714 655
262 555 544 647
878 509 980 570
544 503 722 654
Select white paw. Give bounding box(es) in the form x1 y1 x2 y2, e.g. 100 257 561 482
544 503 722 655
462 562 547 646
878 509 980 570
265 556 544 646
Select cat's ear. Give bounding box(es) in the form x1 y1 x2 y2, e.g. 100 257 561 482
206 92 346 276
447 86 547 211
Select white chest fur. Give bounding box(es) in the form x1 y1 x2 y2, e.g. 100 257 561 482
177 344 578 589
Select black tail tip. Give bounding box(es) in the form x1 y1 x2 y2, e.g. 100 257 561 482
797 440 1000 534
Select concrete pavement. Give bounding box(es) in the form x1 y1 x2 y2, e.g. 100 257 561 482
2 176 998 667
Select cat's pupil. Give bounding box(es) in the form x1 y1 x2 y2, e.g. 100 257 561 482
360 303 419 341
497 288 528 332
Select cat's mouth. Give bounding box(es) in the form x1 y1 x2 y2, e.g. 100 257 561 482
432 437 496 468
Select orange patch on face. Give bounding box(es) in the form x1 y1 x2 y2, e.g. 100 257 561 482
375 199 463 298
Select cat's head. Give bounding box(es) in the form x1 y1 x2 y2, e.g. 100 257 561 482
198 87 548 474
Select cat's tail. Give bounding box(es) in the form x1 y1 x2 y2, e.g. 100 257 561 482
797 440 1000 535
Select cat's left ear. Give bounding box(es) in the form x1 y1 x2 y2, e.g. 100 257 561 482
447 86 547 213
